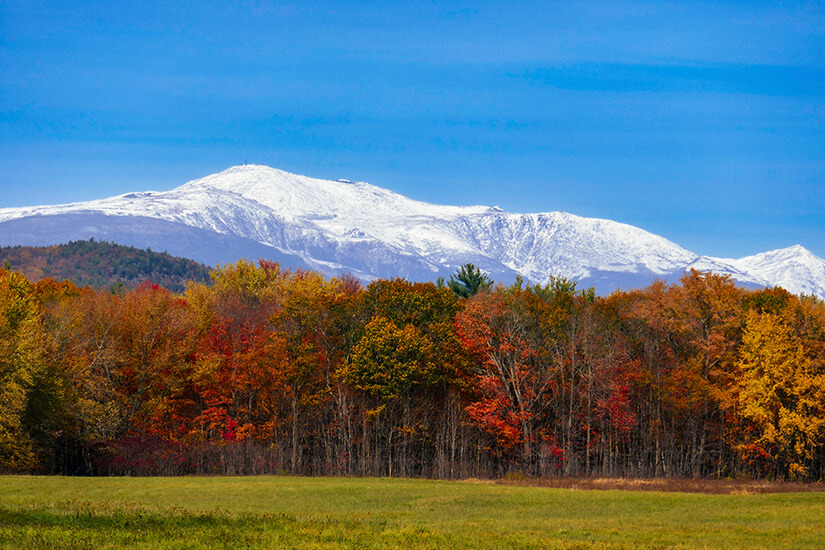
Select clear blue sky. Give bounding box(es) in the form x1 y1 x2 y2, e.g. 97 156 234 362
2 1 824 258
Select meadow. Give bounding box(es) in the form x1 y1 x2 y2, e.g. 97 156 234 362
1 476 823 549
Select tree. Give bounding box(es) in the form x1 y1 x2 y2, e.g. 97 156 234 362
0 270 45 471
268 269 342 474
664 270 744 477
448 264 493 298
186 260 286 445
455 289 561 471
343 278 468 476
346 317 437 400
735 309 825 479
31 277 81 473
112 283 195 440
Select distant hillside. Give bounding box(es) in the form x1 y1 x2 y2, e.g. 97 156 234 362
0 239 212 293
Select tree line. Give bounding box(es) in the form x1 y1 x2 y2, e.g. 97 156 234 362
1 260 823 480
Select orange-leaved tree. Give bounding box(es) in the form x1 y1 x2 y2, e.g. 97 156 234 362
455 286 561 471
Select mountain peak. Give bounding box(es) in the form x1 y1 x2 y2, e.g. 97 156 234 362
179 164 503 221
779 244 814 257
740 244 818 264
727 244 825 298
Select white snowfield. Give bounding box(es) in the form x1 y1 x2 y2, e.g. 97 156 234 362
1 165 823 298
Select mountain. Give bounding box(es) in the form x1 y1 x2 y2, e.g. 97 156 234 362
724 246 825 298
0 240 212 293
1 165 823 298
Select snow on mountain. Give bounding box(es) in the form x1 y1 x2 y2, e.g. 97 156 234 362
719 245 825 298
1 165 823 298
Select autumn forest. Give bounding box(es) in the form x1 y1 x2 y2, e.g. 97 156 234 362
2 260 824 481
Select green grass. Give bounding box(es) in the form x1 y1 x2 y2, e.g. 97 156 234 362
1 476 823 549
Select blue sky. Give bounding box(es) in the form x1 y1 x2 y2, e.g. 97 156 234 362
2 1 824 258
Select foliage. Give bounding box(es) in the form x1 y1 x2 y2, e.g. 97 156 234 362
1 259 825 480
0 239 212 293
0 270 45 471
346 316 437 400
456 290 559 465
736 310 825 478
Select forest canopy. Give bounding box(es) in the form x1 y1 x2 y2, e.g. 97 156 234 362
1 261 824 481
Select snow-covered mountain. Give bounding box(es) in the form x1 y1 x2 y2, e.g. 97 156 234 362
1 164 823 298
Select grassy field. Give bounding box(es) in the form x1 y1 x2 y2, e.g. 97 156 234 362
1 476 823 549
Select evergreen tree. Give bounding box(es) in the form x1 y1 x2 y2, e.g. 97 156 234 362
448 263 493 298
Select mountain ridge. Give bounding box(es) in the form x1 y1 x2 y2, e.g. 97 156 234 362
1 165 823 298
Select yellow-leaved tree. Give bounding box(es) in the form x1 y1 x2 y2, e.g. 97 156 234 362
736 309 825 479
0 270 45 471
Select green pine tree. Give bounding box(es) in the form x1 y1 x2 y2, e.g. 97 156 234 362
448 263 493 298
